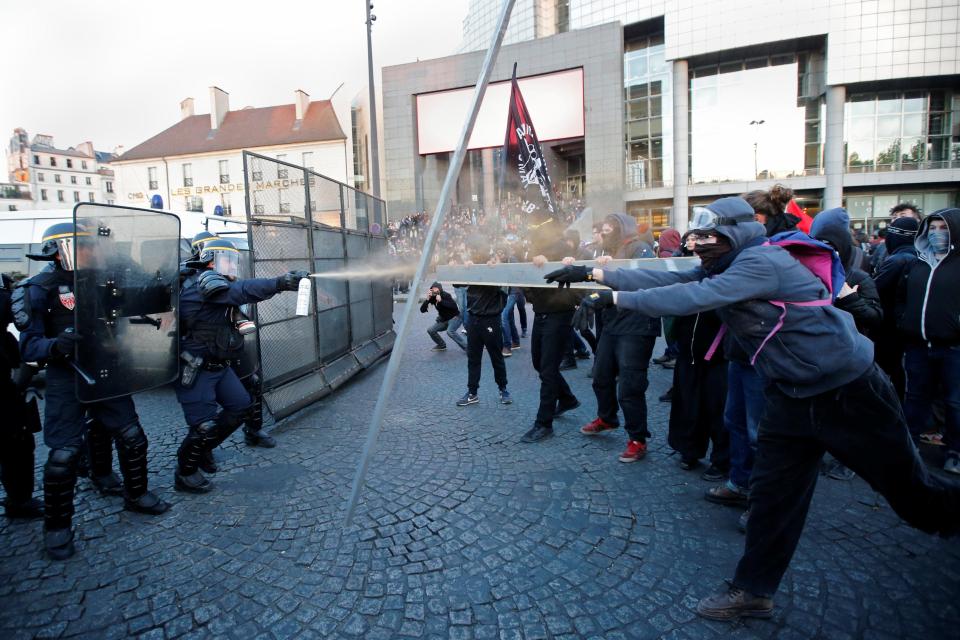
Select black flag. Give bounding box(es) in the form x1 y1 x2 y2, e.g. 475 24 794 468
501 63 558 222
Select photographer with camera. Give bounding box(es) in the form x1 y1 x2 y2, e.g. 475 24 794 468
419 282 465 352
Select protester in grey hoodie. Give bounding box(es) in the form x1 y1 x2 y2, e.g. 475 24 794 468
544 195 960 622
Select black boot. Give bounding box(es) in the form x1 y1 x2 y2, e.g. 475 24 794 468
241 391 275 448
2 428 41 518
199 449 218 473
244 428 276 448
43 448 78 560
3 497 44 519
114 423 170 513
175 421 215 493
87 417 123 496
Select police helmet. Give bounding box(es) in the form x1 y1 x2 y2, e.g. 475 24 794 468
26 222 93 271
198 237 240 278
190 231 218 257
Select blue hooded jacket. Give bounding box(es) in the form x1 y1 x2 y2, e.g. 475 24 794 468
601 197 874 398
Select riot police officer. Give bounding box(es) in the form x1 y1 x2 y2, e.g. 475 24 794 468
174 237 306 493
1 273 44 520
13 222 170 560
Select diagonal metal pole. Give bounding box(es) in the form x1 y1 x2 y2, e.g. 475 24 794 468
344 0 517 526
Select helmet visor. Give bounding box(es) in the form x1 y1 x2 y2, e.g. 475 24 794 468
56 237 77 271
211 250 240 278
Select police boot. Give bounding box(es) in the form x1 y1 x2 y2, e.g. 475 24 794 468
114 423 170 515
4 497 44 519
199 449 218 474
86 417 123 496
208 410 249 451
175 421 215 493
1 429 43 519
43 448 78 561
242 398 276 448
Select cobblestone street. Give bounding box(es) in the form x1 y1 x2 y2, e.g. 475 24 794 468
2 309 958 639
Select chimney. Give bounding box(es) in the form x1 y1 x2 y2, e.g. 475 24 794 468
209 87 230 130
75 141 95 156
295 89 310 121
180 97 195 120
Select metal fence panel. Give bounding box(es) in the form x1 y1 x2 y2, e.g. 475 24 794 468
243 151 393 418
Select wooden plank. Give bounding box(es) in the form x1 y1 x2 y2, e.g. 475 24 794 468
433 257 700 288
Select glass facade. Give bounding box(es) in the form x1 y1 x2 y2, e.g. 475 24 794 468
844 90 959 173
689 53 824 184
846 189 958 234
624 32 671 189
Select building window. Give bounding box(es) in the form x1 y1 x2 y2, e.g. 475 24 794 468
276 154 288 179
186 196 204 212
49 157 57 167
219 160 229 184
106 181 114 193
38 172 45 182
624 32 670 189
54 174 61 183
7 205 16 211
219 193 232 216
67 159 73 169
33 155 40 165
40 189 48 201
88 192 95 202
251 158 263 181
82 160 88 170
73 191 80 202
302 152 314 170
85 177 92 185
845 89 958 173
148 167 158 190
182 163 193 187
70 175 77 184
57 190 64 202
107 199 114 205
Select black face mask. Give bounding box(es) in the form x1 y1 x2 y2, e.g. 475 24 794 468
763 213 801 237
693 236 733 271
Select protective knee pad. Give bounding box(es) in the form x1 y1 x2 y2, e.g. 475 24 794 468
177 420 216 475
85 416 115 478
114 422 149 498
44 448 79 530
209 409 249 449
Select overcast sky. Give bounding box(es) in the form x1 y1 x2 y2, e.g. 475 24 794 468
1 0 467 152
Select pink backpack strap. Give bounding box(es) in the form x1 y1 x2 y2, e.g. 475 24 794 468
748 298 832 365
704 325 727 361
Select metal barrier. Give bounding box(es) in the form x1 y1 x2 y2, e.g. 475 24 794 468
242 151 393 419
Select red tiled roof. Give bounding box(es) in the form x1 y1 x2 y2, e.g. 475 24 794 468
116 101 346 162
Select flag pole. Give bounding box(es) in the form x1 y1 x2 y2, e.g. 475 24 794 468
344 0 518 526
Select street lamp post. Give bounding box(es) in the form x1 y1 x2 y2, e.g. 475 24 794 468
749 119 765 179
365 2 381 199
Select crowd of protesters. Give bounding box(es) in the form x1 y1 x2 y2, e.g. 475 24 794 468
414 184 959 622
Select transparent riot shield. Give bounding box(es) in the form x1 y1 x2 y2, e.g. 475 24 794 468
73 203 180 402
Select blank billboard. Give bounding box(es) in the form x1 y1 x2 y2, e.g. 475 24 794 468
416 68 585 155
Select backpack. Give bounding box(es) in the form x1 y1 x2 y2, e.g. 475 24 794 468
705 231 845 365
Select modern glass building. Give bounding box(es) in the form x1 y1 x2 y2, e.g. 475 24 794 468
382 0 960 233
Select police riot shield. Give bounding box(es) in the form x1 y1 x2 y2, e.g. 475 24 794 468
72 203 180 402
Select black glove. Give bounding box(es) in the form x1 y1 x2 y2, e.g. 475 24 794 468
580 290 615 310
52 330 82 359
543 265 593 288
571 303 595 333
278 270 310 291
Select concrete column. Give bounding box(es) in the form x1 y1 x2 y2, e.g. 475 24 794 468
481 147 495 215
671 59 689 233
824 84 846 209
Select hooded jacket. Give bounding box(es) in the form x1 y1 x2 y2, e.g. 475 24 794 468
658 229 682 258
873 218 919 336
895 208 960 345
600 213 660 336
420 282 460 322
601 218 874 399
810 208 882 337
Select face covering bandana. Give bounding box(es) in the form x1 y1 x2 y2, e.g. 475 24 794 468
927 229 950 254
693 238 733 271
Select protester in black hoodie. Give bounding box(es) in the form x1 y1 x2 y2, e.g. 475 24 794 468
896 208 960 475
419 282 466 352
873 217 919 398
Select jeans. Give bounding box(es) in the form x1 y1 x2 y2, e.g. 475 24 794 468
454 287 469 328
734 365 960 597
501 293 521 346
466 314 507 394
531 311 577 429
725 361 765 491
428 317 467 350
904 344 960 451
446 314 467 349
592 333 656 442
566 327 589 358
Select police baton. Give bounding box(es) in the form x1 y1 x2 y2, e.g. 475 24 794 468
63 328 96 385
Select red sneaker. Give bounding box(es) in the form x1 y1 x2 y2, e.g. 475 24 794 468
619 440 647 463
580 417 618 435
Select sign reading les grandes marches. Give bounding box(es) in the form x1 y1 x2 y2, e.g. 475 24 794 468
501 63 558 221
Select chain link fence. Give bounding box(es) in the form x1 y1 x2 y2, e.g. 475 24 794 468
242 151 393 418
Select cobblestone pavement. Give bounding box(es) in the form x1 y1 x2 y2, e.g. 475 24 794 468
2 309 959 639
